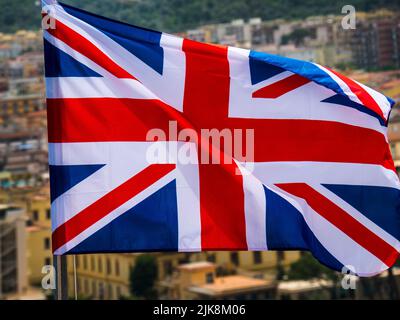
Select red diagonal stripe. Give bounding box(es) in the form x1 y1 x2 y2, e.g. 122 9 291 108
252 74 311 99
327 67 385 121
46 17 136 80
52 164 175 252
276 183 399 267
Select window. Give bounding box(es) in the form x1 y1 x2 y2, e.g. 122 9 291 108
108 284 113 299
83 256 88 270
91 256 95 271
277 251 286 261
163 260 173 276
106 258 111 274
92 281 96 297
46 209 51 220
45 257 51 266
98 257 103 273
115 260 120 276
230 252 239 266
99 283 105 300
253 252 262 264
78 279 82 294
206 272 214 284
32 210 39 221
44 237 51 250
13 102 18 114
206 254 216 263
390 143 396 158
24 101 29 113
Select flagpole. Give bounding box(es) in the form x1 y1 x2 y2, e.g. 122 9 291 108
54 255 68 300
73 255 78 300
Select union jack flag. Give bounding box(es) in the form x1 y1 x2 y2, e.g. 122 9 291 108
43 0 400 276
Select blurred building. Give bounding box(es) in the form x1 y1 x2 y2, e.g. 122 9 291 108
0 94 45 118
26 192 52 285
0 204 27 299
68 253 132 299
333 10 400 70
0 30 42 59
0 128 48 188
387 115 400 174
354 269 400 299
345 12 400 70
277 279 333 300
191 251 300 278
184 10 400 70
66 252 190 299
65 250 299 300
162 262 276 300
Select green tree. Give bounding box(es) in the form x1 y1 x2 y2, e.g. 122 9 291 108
129 254 158 299
287 252 336 280
1 0 400 34
287 252 343 299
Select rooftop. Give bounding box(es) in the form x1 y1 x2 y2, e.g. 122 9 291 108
178 261 215 271
278 279 333 293
26 224 49 232
189 275 273 296
0 204 24 221
5 286 46 300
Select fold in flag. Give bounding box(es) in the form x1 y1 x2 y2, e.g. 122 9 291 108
43 0 400 276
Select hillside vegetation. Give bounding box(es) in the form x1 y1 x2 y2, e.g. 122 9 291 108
0 0 399 33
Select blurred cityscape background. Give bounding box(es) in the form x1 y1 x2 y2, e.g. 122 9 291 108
0 0 399 300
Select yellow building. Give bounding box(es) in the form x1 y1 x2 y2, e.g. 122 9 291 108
19 189 300 300
65 250 299 300
26 193 52 285
12 183 300 299
0 186 52 286
0 204 28 298
0 94 45 118
161 262 276 300
26 224 51 285
192 251 300 277
67 252 188 299
67 253 133 299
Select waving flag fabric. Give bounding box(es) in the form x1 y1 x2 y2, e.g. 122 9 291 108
43 0 400 276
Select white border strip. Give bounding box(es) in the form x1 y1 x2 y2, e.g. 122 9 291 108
237 162 268 250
